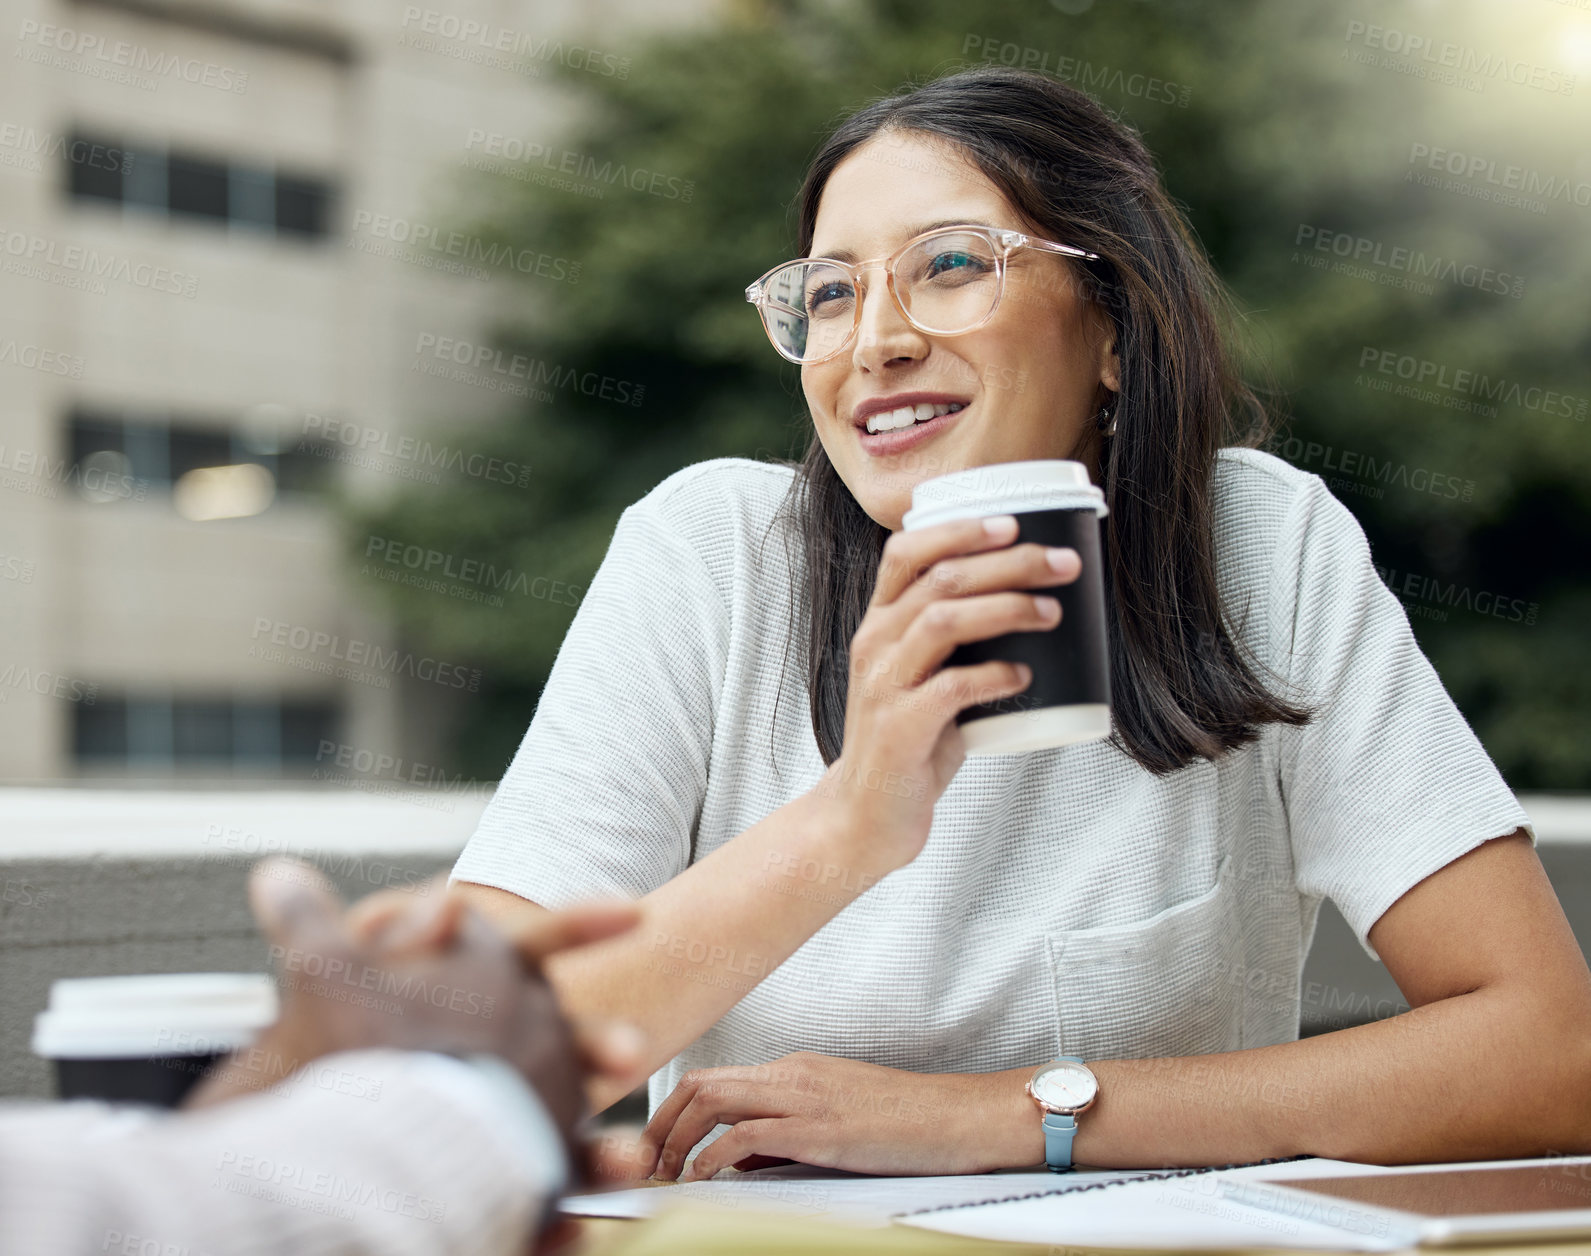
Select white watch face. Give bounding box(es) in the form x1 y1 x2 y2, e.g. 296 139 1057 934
1033 1062 1097 1111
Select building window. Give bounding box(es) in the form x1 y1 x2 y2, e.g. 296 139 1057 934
66 138 128 204
73 694 341 771
66 131 335 240
275 173 332 238
167 153 231 223
67 408 336 513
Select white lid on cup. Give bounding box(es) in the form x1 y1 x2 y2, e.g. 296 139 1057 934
31 973 279 1059
901 460 1107 531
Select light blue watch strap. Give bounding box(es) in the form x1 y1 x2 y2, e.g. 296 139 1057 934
1040 1054 1086 1173
1042 1111 1078 1173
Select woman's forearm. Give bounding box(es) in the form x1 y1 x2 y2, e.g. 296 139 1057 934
540 777 884 1111
973 982 1591 1170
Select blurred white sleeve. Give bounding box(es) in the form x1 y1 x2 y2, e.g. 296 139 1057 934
0 1048 566 1256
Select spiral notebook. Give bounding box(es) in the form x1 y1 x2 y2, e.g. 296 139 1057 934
564 1153 1410 1248
900 1155 1591 1250
898 1156 1400 1250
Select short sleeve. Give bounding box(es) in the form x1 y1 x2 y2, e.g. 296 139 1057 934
451 496 728 905
1271 478 1534 961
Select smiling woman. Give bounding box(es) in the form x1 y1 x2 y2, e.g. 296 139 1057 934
449 66 1591 1180
776 97 1309 773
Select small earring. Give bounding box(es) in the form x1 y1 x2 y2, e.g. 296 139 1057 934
1096 398 1117 437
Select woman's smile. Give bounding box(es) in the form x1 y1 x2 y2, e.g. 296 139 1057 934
855 396 970 457
801 131 1117 531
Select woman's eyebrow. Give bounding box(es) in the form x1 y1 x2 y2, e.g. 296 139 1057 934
812 218 997 262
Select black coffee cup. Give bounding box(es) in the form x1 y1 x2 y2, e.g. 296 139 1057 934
32 973 278 1106
901 460 1111 755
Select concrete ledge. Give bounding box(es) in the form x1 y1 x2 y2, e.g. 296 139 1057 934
0 786 491 860
1 788 488 1097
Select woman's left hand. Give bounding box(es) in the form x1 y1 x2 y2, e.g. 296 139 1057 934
639 1051 1030 1181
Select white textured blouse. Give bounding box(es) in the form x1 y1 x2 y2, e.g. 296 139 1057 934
452 448 1532 1114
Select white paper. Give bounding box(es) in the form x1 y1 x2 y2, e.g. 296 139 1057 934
561 1162 1164 1227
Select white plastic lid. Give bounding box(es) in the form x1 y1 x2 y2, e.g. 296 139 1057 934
32 973 279 1059
901 460 1106 531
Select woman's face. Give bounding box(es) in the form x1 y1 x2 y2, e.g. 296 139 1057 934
803 130 1120 532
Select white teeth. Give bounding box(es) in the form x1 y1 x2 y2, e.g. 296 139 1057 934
865 402 964 434
865 407 906 433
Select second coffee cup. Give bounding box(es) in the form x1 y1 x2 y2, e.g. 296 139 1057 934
32 972 278 1107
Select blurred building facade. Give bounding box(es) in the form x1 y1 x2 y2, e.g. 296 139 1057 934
0 0 707 783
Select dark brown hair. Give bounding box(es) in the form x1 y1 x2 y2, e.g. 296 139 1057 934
770 65 1308 774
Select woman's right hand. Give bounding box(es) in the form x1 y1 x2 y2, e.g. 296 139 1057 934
814 513 1082 872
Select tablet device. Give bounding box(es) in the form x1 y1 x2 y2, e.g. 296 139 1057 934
1222 1158 1591 1247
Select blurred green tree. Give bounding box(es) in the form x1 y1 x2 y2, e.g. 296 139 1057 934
347 0 1591 787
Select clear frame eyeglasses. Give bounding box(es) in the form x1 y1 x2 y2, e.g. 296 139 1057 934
744 224 1101 366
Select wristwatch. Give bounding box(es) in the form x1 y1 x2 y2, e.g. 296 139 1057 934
1026 1056 1099 1173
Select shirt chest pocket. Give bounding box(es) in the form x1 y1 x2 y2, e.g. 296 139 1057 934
1046 859 1244 1061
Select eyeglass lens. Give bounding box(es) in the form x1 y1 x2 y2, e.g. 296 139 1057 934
760 230 1002 363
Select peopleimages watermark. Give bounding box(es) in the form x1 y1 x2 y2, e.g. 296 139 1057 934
173 1041 387 1104
268 942 496 1021
0 124 130 177
1213 956 1417 1033
1356 347 1587 422
1122 1056 1315 1119
688 1177 832 1213
213 1148 447 1222
647 929 772 984
103 1230 226 1256
1343 20 1576 96
1540 1153 1591 1205
1266 436 1474 504
249 617 483 692
0 552 36 583
0 223 200 298
462 130 693 202
410 334 547 403
363 535 584 608
0 338 85 378
298 411 534 489
1158 1185 1304 1240
2 875 52 910
717 1059 934 1126
961 34 1191 107
0 664 98 705
201 822 435 894
306 765 467 815
1293 225 1524 300
398 8 630 79
14 19 251 93
348 211 579 285
1406 142 1591 215
412 332 645 407
1375 565 1538 626
0 439 147 503
312 739 479 795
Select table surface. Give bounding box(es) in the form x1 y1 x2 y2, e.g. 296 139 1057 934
569 1201 1591 1256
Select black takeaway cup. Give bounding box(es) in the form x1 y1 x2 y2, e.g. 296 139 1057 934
901 459 1111 755
32 973 278 1107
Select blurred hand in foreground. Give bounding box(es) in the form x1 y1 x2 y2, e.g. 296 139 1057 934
185 857 645 1183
